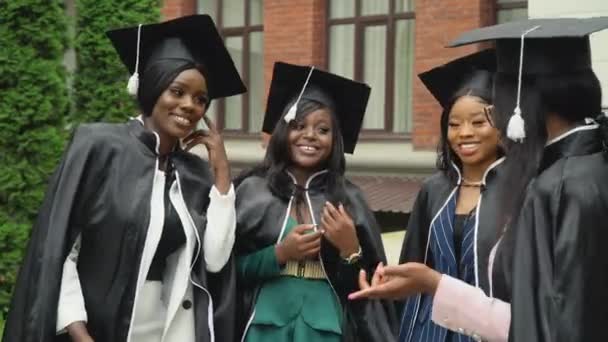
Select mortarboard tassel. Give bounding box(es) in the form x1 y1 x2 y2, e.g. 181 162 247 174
127 24 143 96
284 66 315 123
507 25 540 142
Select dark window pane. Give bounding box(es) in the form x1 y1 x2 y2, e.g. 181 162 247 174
249 32 264 133
395 0 415 12
224 36 243 130
250 0 263 25
222 0 245 27
330 0 355 19
362 25 387 130
329 24 355 79
198 0 219 23
497 8 527 23
394 19 415 133
361 0 390 16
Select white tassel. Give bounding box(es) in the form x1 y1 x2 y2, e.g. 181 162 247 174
127 72 139 95
508 25 541 143
283 102 298 123
507 106 526 142
283 66 315 123
127 24 143 97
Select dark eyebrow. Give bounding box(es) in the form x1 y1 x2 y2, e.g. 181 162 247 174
171 81 208 96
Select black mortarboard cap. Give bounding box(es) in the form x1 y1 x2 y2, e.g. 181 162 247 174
448 17 608 75
263 62 371 154
106 14 246 99
449 17 608 142
419 49 496 108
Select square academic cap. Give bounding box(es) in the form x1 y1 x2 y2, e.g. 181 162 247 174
448 17 608 142
262 62 371 154
448 17 608 75
418 49 496 108
106 14 246 99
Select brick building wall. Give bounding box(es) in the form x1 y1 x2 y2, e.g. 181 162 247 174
411 0 496 148
161 0 496 150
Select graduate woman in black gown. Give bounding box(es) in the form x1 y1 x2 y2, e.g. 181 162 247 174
448 17 608 342
234 62 396 342
351 49 512 342
2 15 245 342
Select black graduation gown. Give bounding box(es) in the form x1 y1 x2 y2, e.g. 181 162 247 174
399 160 506 296
510 125 608 342
2 119 236 342
234 172 398 342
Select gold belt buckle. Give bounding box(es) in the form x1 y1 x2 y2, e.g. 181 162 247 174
297 261 306 277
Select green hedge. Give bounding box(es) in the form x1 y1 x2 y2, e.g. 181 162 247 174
0 0 69 319
73 0 159 124
0 0 159 324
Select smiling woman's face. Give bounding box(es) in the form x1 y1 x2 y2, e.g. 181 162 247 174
287 108 333 172
447 95 500 168
149 68 209 139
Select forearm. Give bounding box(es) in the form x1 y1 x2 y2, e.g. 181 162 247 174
203 184 236 272
57 235 88 334
237 245 283 281
432 275 510 342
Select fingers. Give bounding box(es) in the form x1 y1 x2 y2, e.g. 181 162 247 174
358 269 370 290
183 131 211 151
320 216 332 233
299 233 322 247
202 115 218 133
303 246 321 257
184 129 209 141
184 137 204 151
381 263 414 277
338 203 351 219
292 224 315 234
322 206 337 227
371 262 384 287
348 284 383 300
324 202 340 220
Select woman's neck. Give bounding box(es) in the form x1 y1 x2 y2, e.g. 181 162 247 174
143 116 177 156
546 112 577 142
461 157 498 182
288 166 317 186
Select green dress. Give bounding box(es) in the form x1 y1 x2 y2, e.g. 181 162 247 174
238 217 343 342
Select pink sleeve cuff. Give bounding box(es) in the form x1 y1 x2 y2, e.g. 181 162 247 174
432 275 510 342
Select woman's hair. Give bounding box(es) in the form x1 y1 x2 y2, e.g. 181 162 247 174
494 69 603 231
137 59 210 116
436 83 498 183
235 97 349 205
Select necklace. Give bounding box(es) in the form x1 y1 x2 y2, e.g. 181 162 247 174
461 179 483 187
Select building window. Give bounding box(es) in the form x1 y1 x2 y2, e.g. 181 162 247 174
198 0 264 133
496 0 528 23
327 0 415 134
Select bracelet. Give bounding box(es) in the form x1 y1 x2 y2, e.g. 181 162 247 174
342 246 362 264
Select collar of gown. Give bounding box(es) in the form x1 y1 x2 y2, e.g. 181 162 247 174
540 124 602 172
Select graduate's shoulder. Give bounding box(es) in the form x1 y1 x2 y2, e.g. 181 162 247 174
416 171 452 197
70 121 131 149
235 172 269 195
343 178 365 199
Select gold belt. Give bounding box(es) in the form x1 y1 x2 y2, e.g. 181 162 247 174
280 260 326 279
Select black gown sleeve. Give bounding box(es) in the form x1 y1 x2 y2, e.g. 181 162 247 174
510 179 608 342
339 184 399 342
399 184 430 264
2 125 102 342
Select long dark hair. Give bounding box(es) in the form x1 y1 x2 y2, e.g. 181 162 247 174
436 85 496 183
494 69 603 230
236 97 349 206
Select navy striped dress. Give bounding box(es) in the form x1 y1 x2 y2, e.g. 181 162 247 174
399 191 478 342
